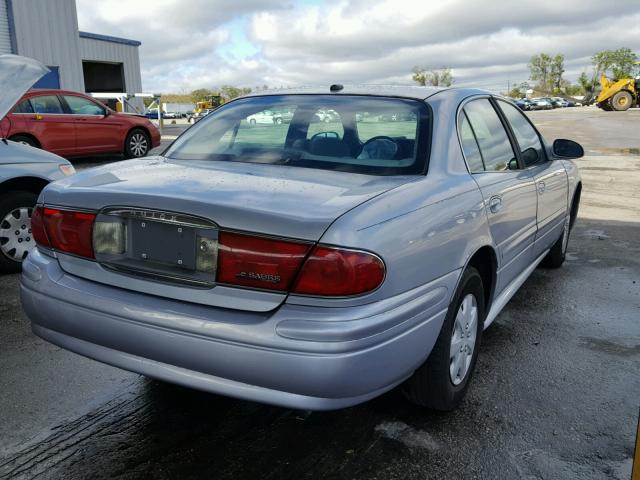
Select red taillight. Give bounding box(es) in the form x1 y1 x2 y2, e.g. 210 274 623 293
38 208 96 258
217 231 311 291
31 206 49 247
293 246 385 296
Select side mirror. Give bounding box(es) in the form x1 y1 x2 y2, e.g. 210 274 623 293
553 139 583 159
103 109 110 117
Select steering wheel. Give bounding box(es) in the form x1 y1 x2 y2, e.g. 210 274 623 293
358 136 399 160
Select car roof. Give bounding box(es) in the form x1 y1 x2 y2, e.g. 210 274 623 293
243 85 492 101
25 88 91 97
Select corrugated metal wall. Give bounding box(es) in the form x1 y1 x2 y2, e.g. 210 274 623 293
10 0 84 91
79 37 143 94
0 0 13 54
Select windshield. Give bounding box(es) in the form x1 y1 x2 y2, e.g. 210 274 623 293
165 95 431 175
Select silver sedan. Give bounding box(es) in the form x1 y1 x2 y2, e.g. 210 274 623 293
21 85 582 411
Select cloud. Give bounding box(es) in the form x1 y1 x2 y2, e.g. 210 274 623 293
76 0 640 93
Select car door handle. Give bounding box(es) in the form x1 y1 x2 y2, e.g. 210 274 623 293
489 196 503 213
537 181 546 194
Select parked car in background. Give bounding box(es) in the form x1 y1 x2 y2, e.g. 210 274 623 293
514 98 532 111
246 109 293 125
4 89 160 158
529 98 553 110
22 86 583 412
145 108 165 119
187 109 213 124
550 97 569 108
0 54 76 273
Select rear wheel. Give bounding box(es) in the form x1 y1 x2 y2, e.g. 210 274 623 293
611 91 632 111
124 129 150 159
0 191 39 273
9 135 38 148
541 215 570 268
402 267 485 410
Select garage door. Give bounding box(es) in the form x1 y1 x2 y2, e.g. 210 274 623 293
0 0 13 54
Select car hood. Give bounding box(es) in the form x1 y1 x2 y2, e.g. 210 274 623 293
43 156 416 240
0 138 69 165
0 55 49 121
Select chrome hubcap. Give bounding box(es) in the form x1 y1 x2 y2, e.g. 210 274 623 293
130 133 148 157
450 293 478 386
0 207 34 262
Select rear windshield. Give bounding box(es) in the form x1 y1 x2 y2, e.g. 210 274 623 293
165 95 431 175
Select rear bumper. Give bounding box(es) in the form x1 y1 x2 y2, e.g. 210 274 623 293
21 249 452 410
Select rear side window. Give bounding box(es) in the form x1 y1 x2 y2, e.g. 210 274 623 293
458 113 484 172
498 100 545 166
165 95 431 176
64 95 105 115
30 95 64 114
13 100 34 114
463 99 517 172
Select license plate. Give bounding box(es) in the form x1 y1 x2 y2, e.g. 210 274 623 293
131 219 196 270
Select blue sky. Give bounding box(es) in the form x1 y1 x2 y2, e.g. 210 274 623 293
76 0 640 93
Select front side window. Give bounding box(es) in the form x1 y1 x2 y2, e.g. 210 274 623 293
166 95 431 175
64 95 105 115
30 95 65 114
498 100 545 166
463 99 517 172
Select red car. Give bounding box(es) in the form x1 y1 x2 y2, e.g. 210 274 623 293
0 89 161 158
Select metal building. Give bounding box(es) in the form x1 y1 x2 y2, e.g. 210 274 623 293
0 0 143 110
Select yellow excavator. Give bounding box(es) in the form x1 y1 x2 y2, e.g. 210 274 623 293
194 94 222 113
596 61 640 111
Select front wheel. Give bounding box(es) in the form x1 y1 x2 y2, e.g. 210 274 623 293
402 267 485 410
124 129 151 159
611 91 632 111
0 191 39 273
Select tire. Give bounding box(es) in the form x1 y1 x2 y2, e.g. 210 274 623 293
124 129 150 159
402 267 485 410
188 117 195 124
9 135 38 148
599 100 613 111
541 215 571 268
611 91 632 111
0 191 39 273
274 117 283 125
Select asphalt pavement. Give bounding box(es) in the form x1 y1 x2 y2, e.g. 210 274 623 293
0 107 638 480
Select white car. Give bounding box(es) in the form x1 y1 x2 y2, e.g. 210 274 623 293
247 110 282 125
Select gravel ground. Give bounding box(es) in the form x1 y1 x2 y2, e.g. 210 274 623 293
0 106 638 480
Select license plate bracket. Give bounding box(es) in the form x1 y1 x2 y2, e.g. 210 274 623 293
131 219 197 270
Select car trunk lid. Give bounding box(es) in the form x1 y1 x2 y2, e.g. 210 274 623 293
42 157 414 311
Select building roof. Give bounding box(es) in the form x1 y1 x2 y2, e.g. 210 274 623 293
78 31 141 47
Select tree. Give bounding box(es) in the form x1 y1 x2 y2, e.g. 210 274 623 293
529 53 552 91
591 48 638 80
191 88 215 103
412 66 454 87
550 54 565 92
507 86 523 98
577 71 594 96
219 85 252 102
